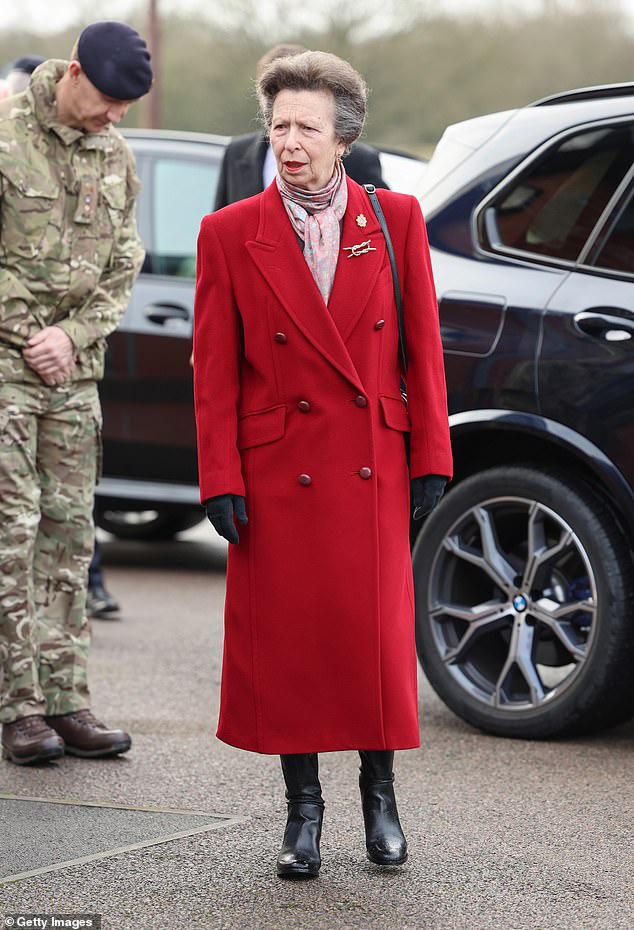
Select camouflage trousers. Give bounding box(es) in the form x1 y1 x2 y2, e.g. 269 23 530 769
0 380 101 723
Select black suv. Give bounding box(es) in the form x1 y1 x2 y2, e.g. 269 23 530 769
412 84 634 739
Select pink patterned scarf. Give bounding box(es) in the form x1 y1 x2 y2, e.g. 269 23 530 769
277 162 348 305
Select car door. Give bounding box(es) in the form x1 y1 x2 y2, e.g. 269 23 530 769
469 116 634 489
539 171 634 492
101 138 222 489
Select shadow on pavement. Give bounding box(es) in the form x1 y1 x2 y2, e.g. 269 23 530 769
99 537 227 573
576 714 634 745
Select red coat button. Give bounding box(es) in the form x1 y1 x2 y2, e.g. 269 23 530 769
274 332 287 344
374 320 385 330
298 474 312 486
355 395 367 408
359 467 373 480
298 400 311 413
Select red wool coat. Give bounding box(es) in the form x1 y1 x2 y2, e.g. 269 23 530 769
193 177 452 754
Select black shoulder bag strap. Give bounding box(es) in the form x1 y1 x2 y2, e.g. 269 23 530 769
364 184 408 376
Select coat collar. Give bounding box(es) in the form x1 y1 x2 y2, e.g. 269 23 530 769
245 177 385 390
28 59 118 149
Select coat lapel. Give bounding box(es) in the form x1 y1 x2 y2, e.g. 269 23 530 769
327 180 387 343
246 183 365 391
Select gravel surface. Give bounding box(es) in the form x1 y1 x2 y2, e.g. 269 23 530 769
1 529 633 929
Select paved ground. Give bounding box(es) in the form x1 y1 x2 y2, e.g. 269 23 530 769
1 527 633 930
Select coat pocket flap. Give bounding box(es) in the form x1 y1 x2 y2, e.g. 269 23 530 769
379 394 411 432
101 176 127 210
0 157 58 199
237 404 286 450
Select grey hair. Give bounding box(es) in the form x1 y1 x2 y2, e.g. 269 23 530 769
257 50 368 150
255 43 307 80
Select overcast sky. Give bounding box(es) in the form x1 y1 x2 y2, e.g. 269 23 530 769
3 0 633 34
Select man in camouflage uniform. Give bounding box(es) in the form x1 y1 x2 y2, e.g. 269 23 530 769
0 22 152 765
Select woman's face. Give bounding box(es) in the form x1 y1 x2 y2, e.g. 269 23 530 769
270 88 346 192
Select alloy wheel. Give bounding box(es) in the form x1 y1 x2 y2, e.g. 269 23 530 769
426 496 597 711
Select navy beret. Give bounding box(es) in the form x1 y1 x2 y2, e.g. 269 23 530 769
12 56 44 74
77 21 153 101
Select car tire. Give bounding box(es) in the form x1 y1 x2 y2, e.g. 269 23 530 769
413 465 634 739
95 508 204 541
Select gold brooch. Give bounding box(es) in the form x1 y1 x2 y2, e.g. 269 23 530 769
343 239 377 258
356 214 367 228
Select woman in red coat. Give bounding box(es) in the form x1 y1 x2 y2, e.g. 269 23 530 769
193 51 452 879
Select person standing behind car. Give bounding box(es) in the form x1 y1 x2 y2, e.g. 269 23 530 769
213 43 387 211
0 21 152 766
86 534 120 619
5 55 44 96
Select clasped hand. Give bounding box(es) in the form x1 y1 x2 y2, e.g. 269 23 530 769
22 326 76 385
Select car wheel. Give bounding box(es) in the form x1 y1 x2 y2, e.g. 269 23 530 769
413 465 634 738
95 508 203 541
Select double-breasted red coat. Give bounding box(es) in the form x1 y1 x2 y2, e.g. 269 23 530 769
193 177 452 755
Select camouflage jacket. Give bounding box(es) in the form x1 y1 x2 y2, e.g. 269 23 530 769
0 60 145 383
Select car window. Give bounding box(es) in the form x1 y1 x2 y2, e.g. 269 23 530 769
485 123 634 262
151 158 219 277
591 186 634 274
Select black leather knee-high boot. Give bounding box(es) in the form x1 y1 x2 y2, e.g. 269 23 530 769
277 753 324 878
358 750 408 865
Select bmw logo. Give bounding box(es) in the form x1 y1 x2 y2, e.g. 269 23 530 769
513 594 528 612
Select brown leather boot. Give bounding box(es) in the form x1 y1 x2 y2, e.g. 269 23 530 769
45 709 131 758
2 715 65 765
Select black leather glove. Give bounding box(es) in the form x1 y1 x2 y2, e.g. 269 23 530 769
204 494 248 545
411 475 447 520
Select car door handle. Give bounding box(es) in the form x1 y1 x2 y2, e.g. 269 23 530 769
143 303 190 325
573 310 634 342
